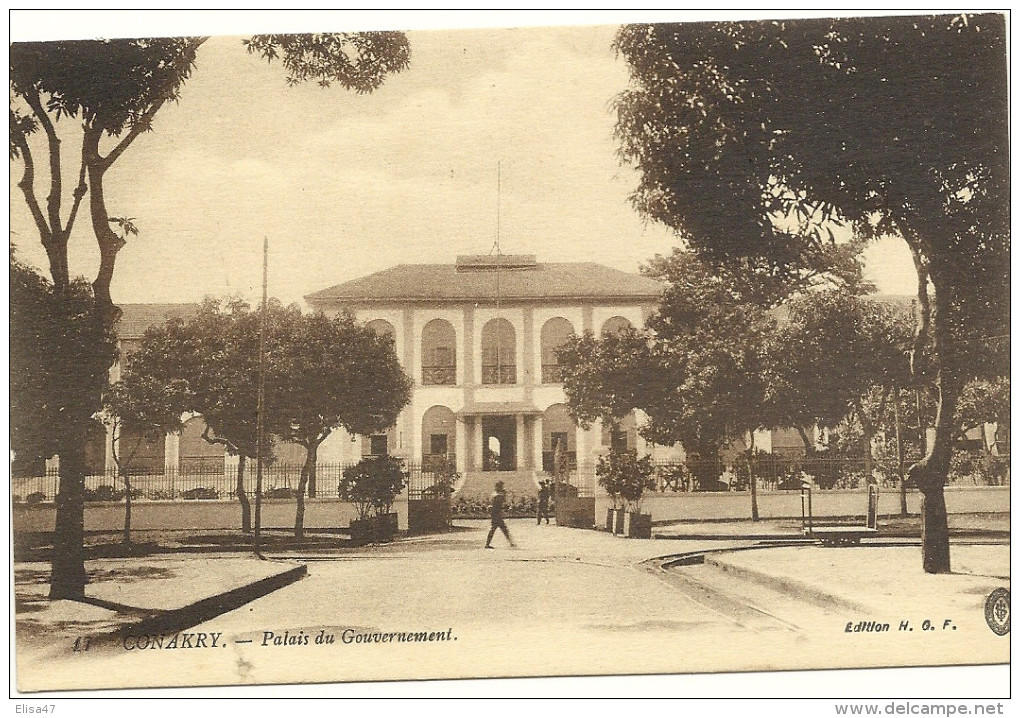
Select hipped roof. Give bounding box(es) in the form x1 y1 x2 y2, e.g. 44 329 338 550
306 262 663 306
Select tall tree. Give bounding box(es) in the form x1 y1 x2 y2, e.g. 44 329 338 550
102 375 186 544
560 251 778 517
126 298 293 532
614 15 1008 572
272 311 411 539
10 249 117 477
768 291 915 465
10 32 411 598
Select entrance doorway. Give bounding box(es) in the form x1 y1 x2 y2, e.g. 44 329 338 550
482 415 516 471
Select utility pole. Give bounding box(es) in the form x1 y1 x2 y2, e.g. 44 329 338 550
253 235 268 560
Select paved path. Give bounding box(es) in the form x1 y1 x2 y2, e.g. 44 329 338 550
16 520 1010 692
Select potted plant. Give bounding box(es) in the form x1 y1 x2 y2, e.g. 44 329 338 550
595 452 624 532
599 449 654 538
339 456 408 545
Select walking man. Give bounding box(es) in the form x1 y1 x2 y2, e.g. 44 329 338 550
485 481 517 549
537 480 551 525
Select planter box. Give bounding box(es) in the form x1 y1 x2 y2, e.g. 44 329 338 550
349 513 399 545
624 511 652 539
377 512 399 543
555 496 596 529
349 516 375 546
408 498 451 535
614 508 626 535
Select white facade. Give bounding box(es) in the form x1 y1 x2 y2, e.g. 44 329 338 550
315 300 654 473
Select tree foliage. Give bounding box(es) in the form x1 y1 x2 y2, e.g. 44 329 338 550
560 251 776 456
10 29 413 597
10 248 117 464
126 299 411 535
767 291 914 446
614 14 1008 572
244 33 410 90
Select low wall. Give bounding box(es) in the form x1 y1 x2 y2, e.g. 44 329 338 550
594 485 1009 525
13 486 1007 537
13 497 409 535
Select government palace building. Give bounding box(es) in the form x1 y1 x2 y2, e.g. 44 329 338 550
304 254 664 496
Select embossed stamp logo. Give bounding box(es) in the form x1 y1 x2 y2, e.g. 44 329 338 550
984 588 1010 636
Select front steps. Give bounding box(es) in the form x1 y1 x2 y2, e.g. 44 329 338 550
455 470 541 499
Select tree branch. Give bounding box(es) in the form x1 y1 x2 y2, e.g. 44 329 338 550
13 133 51 248
64 146 89 237
902 231 932 379
98 38 208 170
201 423 238 455
22 87 63 239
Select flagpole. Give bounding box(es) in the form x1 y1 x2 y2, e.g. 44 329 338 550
254 235 268 559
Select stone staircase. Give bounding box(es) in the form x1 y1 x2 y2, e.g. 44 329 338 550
455 470 541 499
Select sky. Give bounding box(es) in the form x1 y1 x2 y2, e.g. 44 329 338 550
9 10 919 308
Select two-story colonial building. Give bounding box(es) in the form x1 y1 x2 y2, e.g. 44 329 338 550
306 254 663 496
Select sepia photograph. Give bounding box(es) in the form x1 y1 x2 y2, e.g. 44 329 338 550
7 9 1010 703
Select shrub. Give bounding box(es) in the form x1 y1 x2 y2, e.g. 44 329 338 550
147 489 175 501
731 449 802 492
263 486 295 499
655 463 692 492
84 485 125 502
597 448 654 511
26 491 46 504
339 455 408 520
976 454 1010 486
421 457 459 498
181 487 219 500
451 492 538 519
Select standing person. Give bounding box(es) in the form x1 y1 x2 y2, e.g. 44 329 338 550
485 481 517 549
537 480 551 525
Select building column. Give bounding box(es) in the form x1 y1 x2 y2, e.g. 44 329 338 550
455 417 466 473
516 414 526 470
476 417 486 471
165 432 180 475
464 417 477 472
532 415 543 473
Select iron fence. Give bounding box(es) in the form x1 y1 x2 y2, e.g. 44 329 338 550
541 454 1010 497
10 453 1009 504
12 461 425 504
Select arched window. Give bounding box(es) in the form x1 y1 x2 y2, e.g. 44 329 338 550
540 317 574 383
421 319 456 385
542 404 577 474
601 316 633 337
365 319 395 338
481 318 516 384
421 405 456 472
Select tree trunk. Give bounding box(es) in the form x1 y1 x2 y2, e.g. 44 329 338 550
295 443 318 540
893 387 908 517
237 455 252 533
796 425 814 451
906 278 960 575
747 432 759 522
50 427 88 599
307 445 318 498
123 475 132 545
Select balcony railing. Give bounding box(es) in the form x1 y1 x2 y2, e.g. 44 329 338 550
481 364 516 385
422 365 456 385
541 364 563 383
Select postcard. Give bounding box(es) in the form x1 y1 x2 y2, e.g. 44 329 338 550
9 10 1010 698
